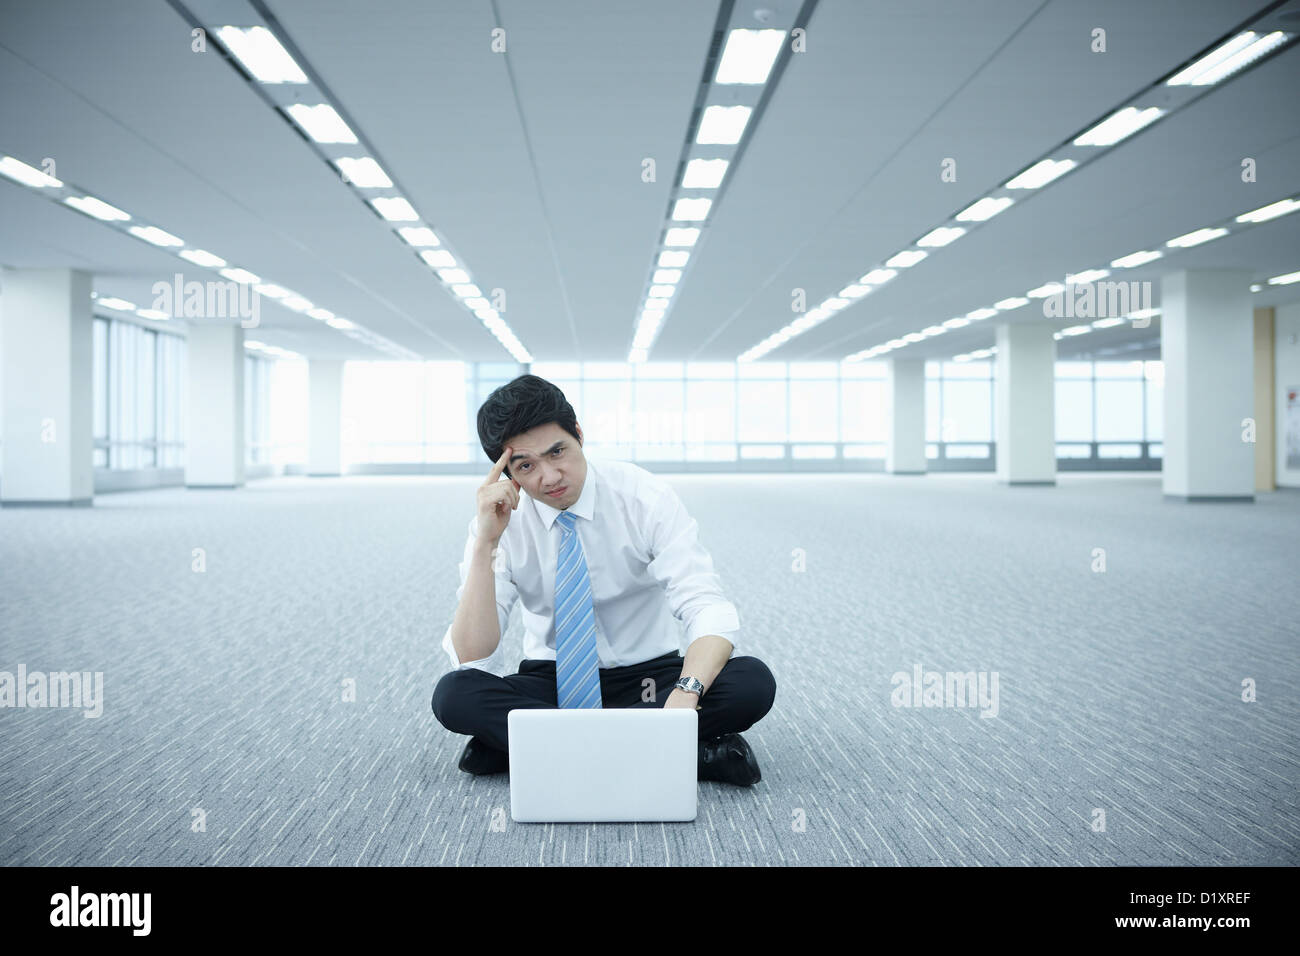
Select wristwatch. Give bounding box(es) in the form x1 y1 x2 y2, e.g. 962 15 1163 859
674 676 705 698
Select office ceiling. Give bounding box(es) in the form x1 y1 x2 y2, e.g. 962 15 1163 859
1 0 1297 364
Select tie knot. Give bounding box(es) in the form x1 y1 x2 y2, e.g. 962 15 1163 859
556 511 577 532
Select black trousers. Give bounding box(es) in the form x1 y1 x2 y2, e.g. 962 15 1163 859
431 651 777 754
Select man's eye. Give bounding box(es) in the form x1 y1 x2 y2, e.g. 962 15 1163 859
520 462 530 470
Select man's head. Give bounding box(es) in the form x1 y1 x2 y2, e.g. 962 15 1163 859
477 374 587 510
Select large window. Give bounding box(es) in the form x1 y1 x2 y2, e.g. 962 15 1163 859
341 361 470 465
332 358 1165 469
245 353 272 465
93 316 185 470
1055 360 1162 458
926 361 995 459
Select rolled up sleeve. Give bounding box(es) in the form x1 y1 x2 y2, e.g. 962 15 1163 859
440 515 517 676
643 480 741 656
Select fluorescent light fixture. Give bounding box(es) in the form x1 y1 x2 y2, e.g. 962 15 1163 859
244 341 266 350
664 227 700 247
465 297 490 310
1074 107 1164 146
969 349 994 359
1067 269 1110 284
952 354 972 362
1236 197 1300 223
696 105 751 145
1128 308 1160 320
1111 250 1162 268
1005 159 1076 190
136 309 169 321
453 284 482 298
326 317 355 330
1166 227 1228 248
64 195 130 221
886 338 907 349
220 267 260 284
671 198 712 221
369 197 418 221
653 269 682 284
1166 31 1290 87
1251 283 1262 292
334 157 392 187
1091 318 1125 328
1027 281 1065 298
916 226 965 247
967 308 997 321
839 284 869 298
437 268 470 284
284 103 357 144
307 307 333 321
648 285 676 298
255 284 290 299
994 297 1029 310
216 26 307 83
886 250 927 268
1268 270 1300 285
179 249 226 268
128 225 184 247
97 297 135 311
420 250 456 268
398 227 439 246
479 310 502 324
659 251 689 267
715 29 785 84
282 296 313 312
681 158 729 189
0 155 62 187
922 326 946 336
1060 325 1091 336
956 197 1014 222
903 332 926 343
942 318 969 329
860 269 897 285
821 297 849 311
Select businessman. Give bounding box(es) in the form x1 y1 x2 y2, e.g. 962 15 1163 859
431 374 776 786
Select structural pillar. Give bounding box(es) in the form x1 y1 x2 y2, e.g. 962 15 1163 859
886 358 926 474
185 322 244 488
0 268 94 506
1161 269 1254 501
308 358 343 477
995 322 1056 485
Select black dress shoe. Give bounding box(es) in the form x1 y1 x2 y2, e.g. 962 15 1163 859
698 733 761 786
457 737 509 775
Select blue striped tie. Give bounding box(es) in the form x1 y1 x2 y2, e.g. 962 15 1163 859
553 511 602 709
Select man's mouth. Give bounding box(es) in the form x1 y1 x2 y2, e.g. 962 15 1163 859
545 486 567 498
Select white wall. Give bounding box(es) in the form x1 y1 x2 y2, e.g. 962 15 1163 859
1275 301 1300 489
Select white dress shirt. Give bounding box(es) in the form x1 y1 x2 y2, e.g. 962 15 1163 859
440 456 740 676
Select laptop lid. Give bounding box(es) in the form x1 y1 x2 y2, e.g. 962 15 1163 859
507 708 697 823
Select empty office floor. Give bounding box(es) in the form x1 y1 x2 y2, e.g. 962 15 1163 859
1 471 1297 866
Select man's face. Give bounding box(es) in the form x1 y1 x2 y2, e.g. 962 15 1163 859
505 422 586 511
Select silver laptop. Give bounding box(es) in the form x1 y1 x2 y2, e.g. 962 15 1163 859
507 708 697 823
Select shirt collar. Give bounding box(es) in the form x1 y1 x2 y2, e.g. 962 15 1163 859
532 455 597 531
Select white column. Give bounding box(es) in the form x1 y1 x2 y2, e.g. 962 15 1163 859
308 359 343 477
185 323 244 488
1161 269 1254 501
995 322 1056 485
886 358 926 474
0 268 93 506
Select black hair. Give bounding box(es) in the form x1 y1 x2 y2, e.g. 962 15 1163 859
477 374 581 478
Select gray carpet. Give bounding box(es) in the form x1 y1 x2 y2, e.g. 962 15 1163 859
1 471 1297 866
